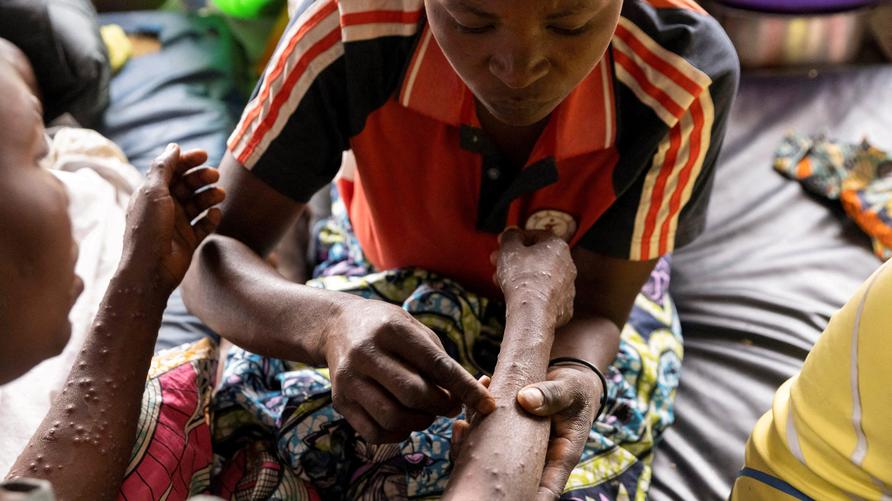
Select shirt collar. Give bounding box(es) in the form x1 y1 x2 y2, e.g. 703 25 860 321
397 22 617 162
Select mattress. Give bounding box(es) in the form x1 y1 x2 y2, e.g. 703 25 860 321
651 64 892 500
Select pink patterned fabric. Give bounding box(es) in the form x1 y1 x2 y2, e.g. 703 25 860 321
118 339 216 500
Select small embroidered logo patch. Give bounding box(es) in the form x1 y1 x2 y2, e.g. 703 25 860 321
525 210 577 241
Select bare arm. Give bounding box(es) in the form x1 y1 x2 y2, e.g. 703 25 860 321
182 153 329 360
182 154 494 442
548 248 659 381
445 229 577 500
6 146 223 499
529 250 657 499
448 236 656 500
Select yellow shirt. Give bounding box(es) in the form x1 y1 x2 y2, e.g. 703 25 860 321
732 261 892 500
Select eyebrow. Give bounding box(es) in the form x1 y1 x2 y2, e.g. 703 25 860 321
453 0 498 19
545 4 591 19
452 0 593 20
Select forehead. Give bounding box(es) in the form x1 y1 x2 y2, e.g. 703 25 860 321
0 56 41 157
443 0 598 15
0 39 37 90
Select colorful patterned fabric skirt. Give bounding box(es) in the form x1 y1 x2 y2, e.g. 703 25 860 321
120 192 684 501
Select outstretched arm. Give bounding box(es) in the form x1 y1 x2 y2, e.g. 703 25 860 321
183 155 494 444
445 228 577 500
6 145 224 500
521 250 656 499
448 232 656 500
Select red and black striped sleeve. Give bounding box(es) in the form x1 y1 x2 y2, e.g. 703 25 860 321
226 0 423 203
579 0 739 260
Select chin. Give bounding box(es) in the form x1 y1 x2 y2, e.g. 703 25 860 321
45 321 73 359
482 99 556 128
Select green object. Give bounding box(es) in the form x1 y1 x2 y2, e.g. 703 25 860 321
211 0 282 18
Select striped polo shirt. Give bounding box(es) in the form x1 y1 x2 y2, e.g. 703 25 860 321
227 0 739 296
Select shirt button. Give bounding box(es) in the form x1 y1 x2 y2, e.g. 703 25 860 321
487 168 501 180
470 134 479 144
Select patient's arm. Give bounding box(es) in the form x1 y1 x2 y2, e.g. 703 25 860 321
6 145 223 500
444 229 576 500
446 233 655 500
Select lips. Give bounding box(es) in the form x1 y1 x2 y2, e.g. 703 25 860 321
71 275 84 305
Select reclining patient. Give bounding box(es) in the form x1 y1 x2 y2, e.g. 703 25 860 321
0 47 224 498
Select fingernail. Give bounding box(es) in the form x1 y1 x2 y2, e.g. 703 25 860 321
166 143 176 151
479 397 496 414
519 388 544 409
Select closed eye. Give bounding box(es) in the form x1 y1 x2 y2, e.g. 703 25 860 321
454 20 495 34
548 21 594 36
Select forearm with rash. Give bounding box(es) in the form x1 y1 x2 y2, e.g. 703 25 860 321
7 270 166 500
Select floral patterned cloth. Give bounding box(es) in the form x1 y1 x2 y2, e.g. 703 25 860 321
774 134 892 259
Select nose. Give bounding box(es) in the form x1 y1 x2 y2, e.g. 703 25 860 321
489 39 550 90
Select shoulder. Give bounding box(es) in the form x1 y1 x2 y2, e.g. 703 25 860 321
290 0 426 43
278 0 425 63
617 0 740 90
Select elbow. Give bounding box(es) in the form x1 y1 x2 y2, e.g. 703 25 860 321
182 235 226 311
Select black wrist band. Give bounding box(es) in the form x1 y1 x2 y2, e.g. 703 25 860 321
548 356 608 423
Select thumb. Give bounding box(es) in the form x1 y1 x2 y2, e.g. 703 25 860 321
148 143 180 186
517 380 574 417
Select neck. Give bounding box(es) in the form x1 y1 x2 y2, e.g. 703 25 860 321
476 102 549 169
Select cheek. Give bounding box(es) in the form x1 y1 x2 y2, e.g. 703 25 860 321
9 176 78 336
552 5 622 75
425 7 490 86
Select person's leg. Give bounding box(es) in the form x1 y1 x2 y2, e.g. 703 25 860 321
732 261 892 500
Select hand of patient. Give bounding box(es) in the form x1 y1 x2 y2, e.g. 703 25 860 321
494 227 577 327
121 144 225 293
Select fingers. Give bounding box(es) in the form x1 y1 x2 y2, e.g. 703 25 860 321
147 145 206 183
498 227 564 250
536 435 581 501
184 186 226 221
178 148 208 170
459 374 492 424
147 144 180 186
332 395 405 444
517 380 575 417
497 226 523 252
389 335 495 416
193 207 222 243
172 166 220 201
449 376 488 461
353 352 454 416
379 320 495 416
522 229 562 245
450 419 470 462
335 377 435 444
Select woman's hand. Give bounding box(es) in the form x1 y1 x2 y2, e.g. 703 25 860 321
494 228 576 327
323 298 495 443
517 364 602 500
122 144 225 293
450 366 601 500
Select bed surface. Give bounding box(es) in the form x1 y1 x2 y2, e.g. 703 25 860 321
651 64 892 500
